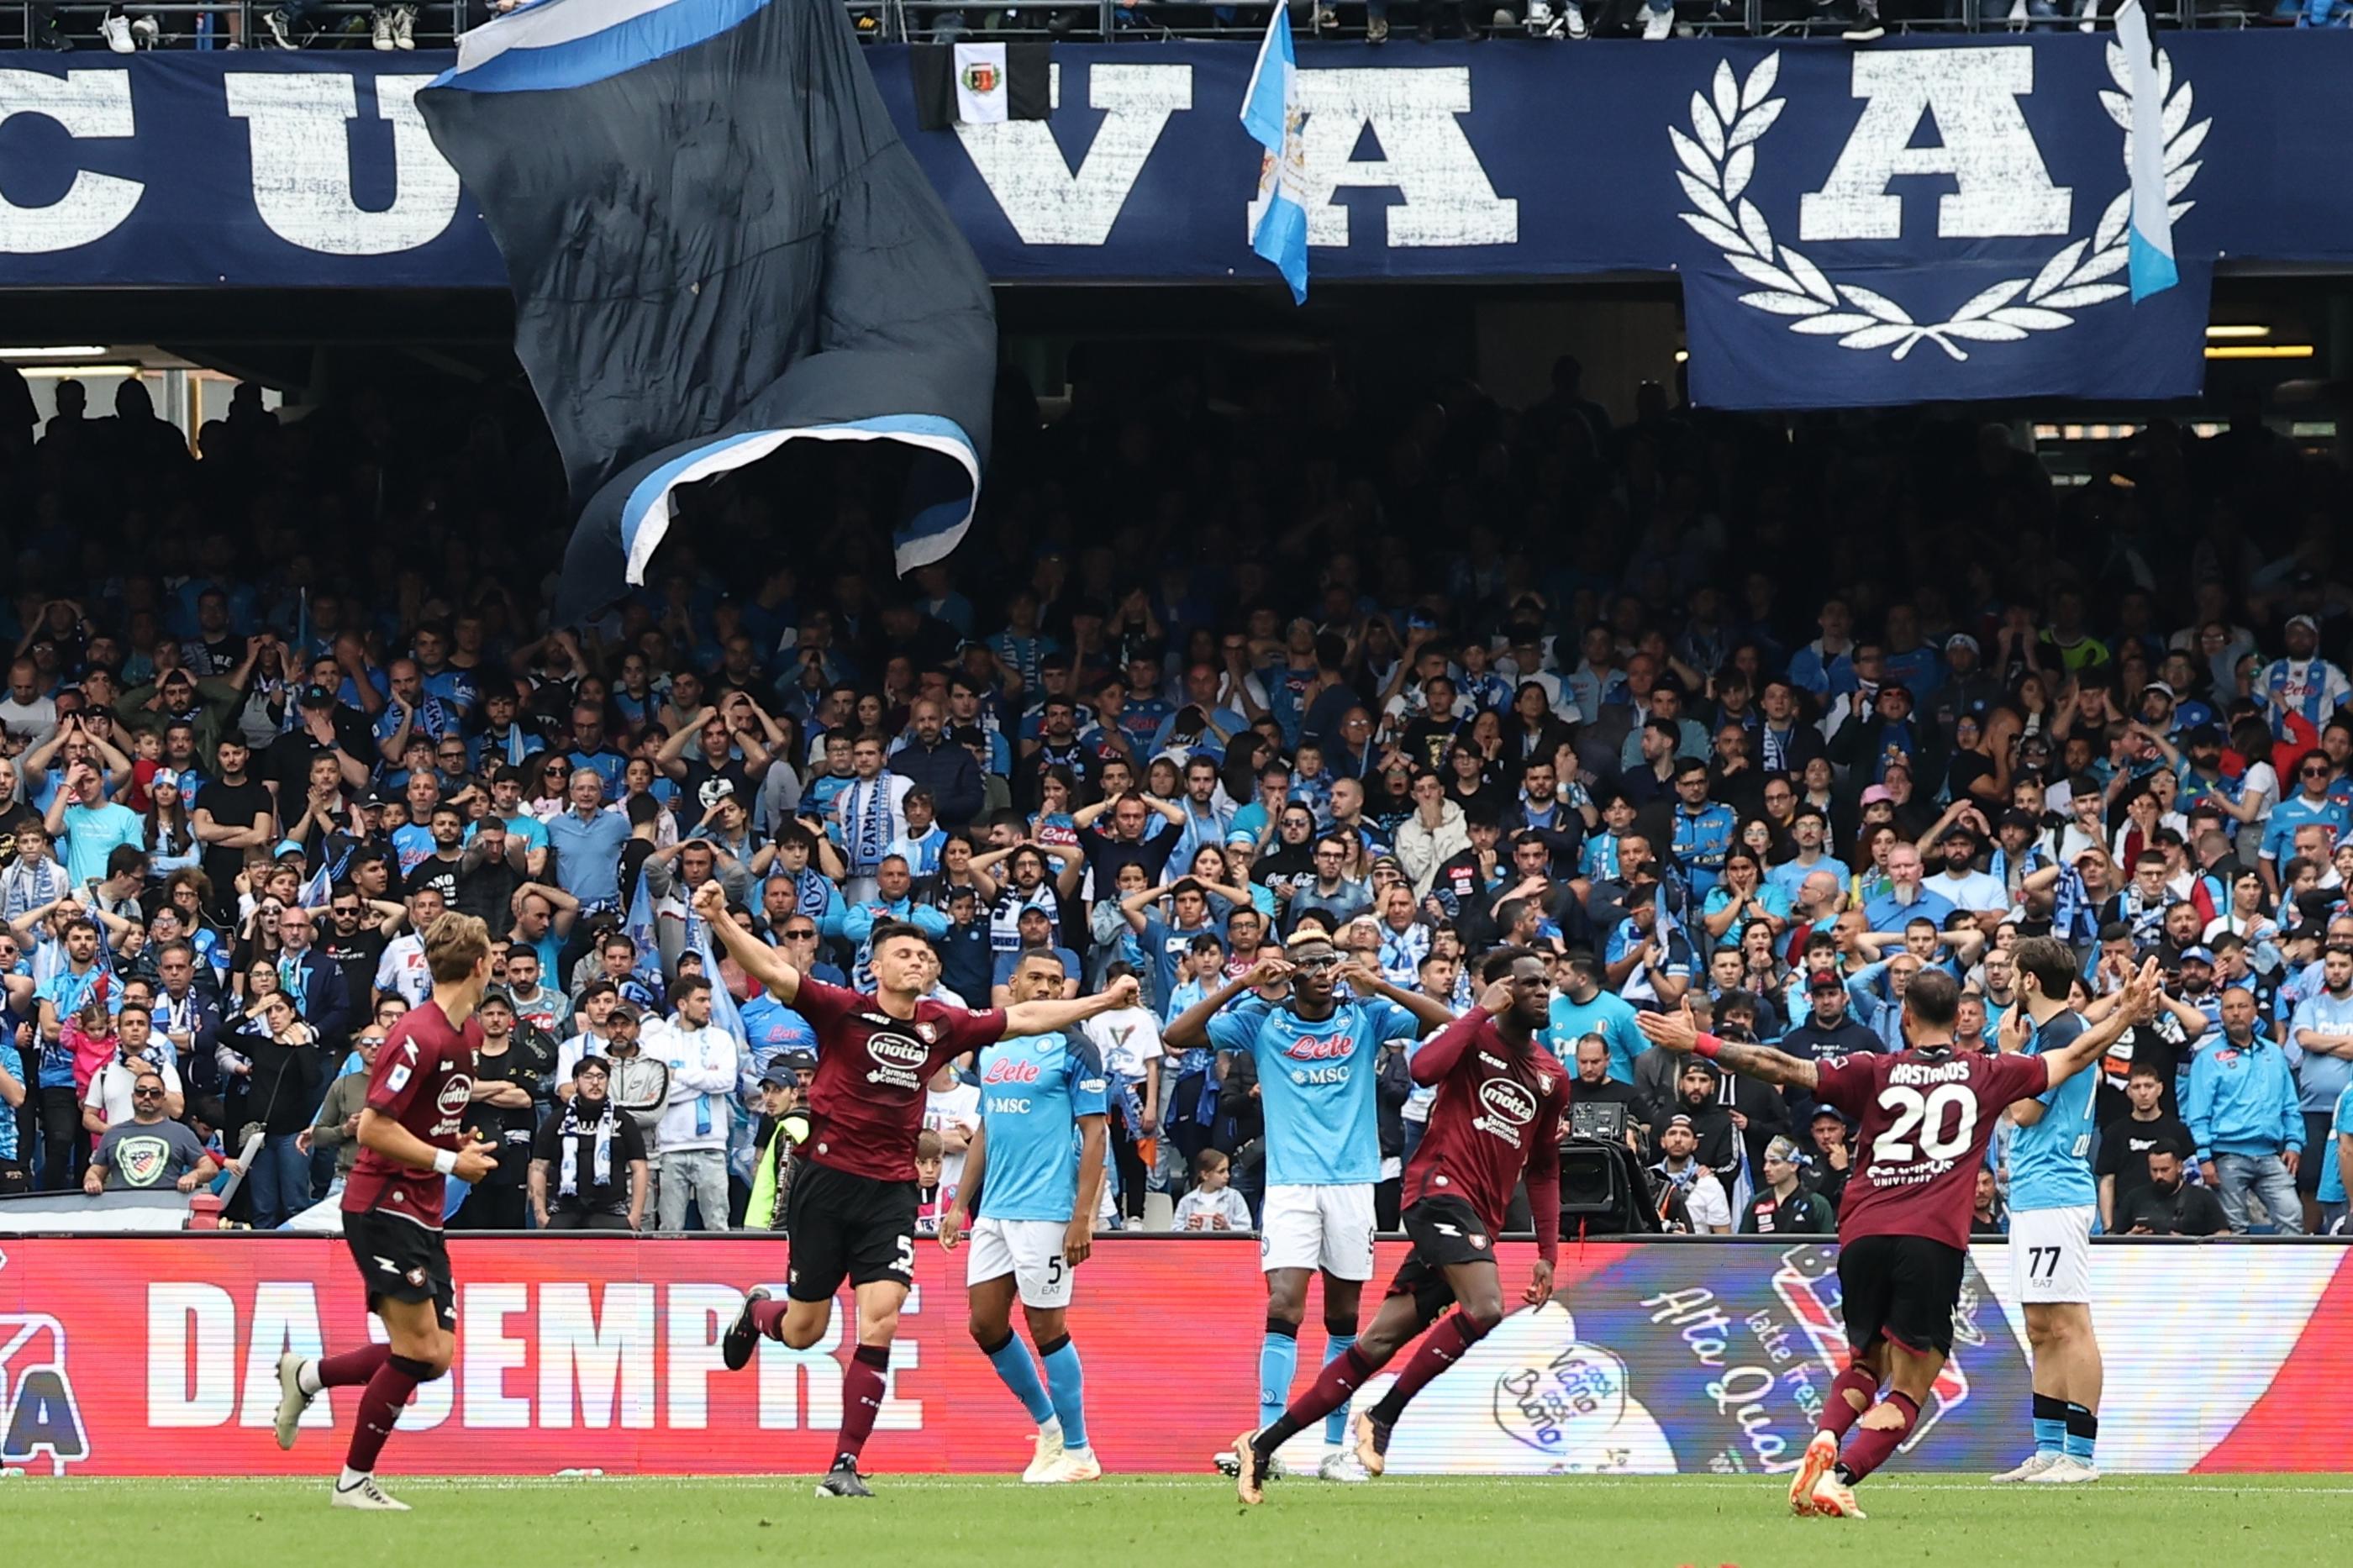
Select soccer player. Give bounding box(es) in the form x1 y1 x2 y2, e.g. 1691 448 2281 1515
270 912 498 1511
1231 947 1566 1505
1634 959 2156 1520
1165 930 1452 1483
939 947 1111 1484
697 881 1139 1498
1993 936 2108 1485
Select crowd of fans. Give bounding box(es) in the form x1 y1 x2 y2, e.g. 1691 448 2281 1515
0 341 2348 1245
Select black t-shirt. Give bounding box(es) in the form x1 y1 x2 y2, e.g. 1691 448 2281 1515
318 929 386 1010
466 1041 543 1188
531 1101 646 1214
197 776 274 892
403 851 466 907
2093 1112 2195 1211
2096 1024 2185 1125
678 757 755 822
1079 828 1178 892
265 717 372 798
2119 1179 2229 1236
452 857 522 931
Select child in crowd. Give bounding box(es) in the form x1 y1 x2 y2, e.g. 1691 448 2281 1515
1173 1148 1252 1232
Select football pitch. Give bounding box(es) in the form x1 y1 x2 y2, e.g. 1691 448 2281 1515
15 1474 2352 1565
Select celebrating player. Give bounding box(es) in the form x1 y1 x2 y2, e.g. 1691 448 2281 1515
1992 936 2109 1484
1634 959 2157 1520
1165 930 1453 1483
698 881 1138 1497
939 947 1112 1484
1231 947 1568 1505
271 913 497 1511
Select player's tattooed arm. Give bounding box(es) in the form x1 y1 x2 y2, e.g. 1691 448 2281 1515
693 879 800 1002
1003 972 1143 1038
2040 957 2161 1090
1634 1001 1820 1090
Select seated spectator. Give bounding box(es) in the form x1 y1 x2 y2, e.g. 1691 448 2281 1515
2118 1148 2229 1237
83 1070 215 1195
1173 1147 1252 1231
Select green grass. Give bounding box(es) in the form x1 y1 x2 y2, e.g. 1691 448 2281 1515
16 1474 2353 1565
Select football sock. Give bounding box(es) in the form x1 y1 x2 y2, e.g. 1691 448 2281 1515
1367 1312 1490 1429
834 1344 891 1469
1821 1363 1878 1441
1038 1333 1089 1452
2064 1402 2098 1465
1259 1318 1300 1432
345 1353 436 1475
1255 1346 1376 1455
1321 1334 1360 1447
750 1296 792 1342
2033 1392 2068 1459
1835 1391 1918 1485
307 1344 388 1395
978 1329 1054 1427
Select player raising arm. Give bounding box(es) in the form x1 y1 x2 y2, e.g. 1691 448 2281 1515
695 881 1137 1498
1233 947 1568 1505
1633 958 2158 1521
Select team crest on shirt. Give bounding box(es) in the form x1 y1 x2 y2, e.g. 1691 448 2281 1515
1534 1074 1554 1096
914 1022 939 1044
405 1268 428 1289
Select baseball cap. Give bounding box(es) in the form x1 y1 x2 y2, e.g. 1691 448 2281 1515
1810 1106 1849 1126
297 683 337 708
2288 613 2321 634
1859 785 1894 806
1998 808 2038 834
2145 680 2177 701
1939 823 1978 845
1808 969 1844 993
1665 1113 1696 1130
476 990 515 1015
273 838 306 859
782 1049 819 1081
2177 944 2216 966
1225 829 1257 847
1945 633 1981 655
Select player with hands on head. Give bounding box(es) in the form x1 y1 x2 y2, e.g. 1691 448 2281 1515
1232 946 1569 1505
1633 948 2160 1520
695 881 1136 1498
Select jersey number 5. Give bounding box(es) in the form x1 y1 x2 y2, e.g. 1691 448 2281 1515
1874 1083 1977 1162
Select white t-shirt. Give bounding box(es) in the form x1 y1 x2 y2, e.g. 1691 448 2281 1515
1080 1006 1165 1086
1665 1165 1732 1232
923 1080 982 1194
1924 867 2008 913
84 1055 185 1132
373 934 430 1005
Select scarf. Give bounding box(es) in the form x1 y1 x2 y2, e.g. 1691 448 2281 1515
557 1092 618 1198
849 777 891 874
792 866 832 920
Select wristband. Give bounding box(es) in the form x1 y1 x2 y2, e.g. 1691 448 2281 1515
433 1149 457 1176
1692 1032 1724 1060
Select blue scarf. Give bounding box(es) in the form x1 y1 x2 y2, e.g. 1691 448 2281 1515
792 867 832 920
849 778 891 875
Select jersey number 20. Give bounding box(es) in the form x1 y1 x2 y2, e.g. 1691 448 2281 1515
1873 1083 1977 1162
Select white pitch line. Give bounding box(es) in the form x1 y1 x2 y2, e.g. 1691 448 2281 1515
17 1476 2353 1496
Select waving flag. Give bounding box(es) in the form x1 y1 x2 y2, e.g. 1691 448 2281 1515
2118 1 2178 303
1241 7 1309 305
419 0 998 624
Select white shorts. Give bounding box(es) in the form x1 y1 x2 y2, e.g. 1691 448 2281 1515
1258 1183 1377 1281
2008 1205 2094 1304
966 1218 1076 1309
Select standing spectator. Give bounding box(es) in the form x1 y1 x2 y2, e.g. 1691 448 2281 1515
2287 944 2353 1226
1738 1136 1834 1234
300 1026 382 1189
922 1057 981 1201
228 987 319 1228
646 976 737 1231
834 735 916 903
531 1055 650 1231
83 1071 216 1194
1173 1147 1252 1231
452 992 540 1230
2186 987 2306 1234
1078 963 1163 1226
45 755 143 889
545 766 629 918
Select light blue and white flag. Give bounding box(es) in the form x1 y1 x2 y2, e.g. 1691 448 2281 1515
1241 8 1309 305
2118 0 2178 303
299 860 333 911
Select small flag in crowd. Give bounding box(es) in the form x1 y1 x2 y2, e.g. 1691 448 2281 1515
2117 1 2177 303
911 41 1051 130
1241 7 1309 305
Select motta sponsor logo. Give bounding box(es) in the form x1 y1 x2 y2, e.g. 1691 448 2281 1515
1479 1077 1537 1127
435 1077 473 1118
867 1033 929 1071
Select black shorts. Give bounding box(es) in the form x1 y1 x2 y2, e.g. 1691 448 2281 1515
1837 1234 1965 1359
343 1208 456 1329
784 1160 919 1302
1385 1195 1498 1324
2302 1113 2331 1195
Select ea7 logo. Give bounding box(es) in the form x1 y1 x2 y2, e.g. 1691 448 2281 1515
0 1314 90 1476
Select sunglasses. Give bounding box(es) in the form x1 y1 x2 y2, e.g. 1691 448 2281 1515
782 929 818 939
2306 767 2332 778
133 1087 163 1097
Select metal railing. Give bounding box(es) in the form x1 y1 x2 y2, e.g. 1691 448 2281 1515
6 0 2276 49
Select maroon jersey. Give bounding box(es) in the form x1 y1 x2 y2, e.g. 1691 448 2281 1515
341 1000 483 1230
1401 1011 1572 1260
1813 1046 2048 1250
791 977 1006 1183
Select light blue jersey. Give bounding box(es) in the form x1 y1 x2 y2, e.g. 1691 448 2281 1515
2317 1081 2353 1208
1206 997 1420 1187
975 1032 1109 1223
2008 1009 2098 1213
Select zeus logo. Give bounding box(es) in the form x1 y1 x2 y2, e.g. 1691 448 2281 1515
0 1313 91 1476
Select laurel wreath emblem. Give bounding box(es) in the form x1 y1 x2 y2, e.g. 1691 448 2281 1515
1672 48 2208 361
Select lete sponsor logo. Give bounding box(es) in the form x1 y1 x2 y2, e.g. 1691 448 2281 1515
981 1057 1041 1085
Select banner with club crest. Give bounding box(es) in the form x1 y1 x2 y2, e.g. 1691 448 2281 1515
4 32 2351 403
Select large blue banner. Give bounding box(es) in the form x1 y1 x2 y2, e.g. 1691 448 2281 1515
2 34 2348 401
